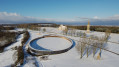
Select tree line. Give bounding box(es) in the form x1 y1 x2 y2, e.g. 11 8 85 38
0 26 15 30
0 31 19 52
13 30 30 66
75 30 110 59
67 25 119 33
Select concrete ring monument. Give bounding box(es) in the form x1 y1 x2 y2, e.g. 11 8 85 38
28 35 75 56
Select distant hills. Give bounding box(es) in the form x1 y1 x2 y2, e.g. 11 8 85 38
0 20 119 26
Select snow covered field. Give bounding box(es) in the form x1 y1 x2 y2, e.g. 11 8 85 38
0 27 119 67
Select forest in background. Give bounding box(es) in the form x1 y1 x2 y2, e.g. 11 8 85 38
67 25 119 33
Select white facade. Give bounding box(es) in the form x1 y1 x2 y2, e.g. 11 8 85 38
58 25 67 31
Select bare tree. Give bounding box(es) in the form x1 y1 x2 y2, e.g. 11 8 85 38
63 28 68 35
76 38 86 59
76 31 109 59
105 29 111 42
80 37 86 59
86 38 92 58
43 28 46 32
13 46 24 66
92 42 98 57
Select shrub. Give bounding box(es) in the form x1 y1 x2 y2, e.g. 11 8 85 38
13 31 30 66
43 28 46 32
21 31 30 46
0 31 18 52
13 46 24 66
0 26 15 30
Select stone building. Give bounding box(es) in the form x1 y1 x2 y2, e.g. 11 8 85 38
58 25 67 31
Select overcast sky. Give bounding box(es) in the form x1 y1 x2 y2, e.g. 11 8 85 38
0 0 119 25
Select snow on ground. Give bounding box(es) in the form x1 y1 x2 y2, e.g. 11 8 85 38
109 34 119 43
106 42 119 54
0 50 16 67
0 27 119 67
0 40 8 46
28 27 119 67
40 47 119 67
4 34 23 51
37 27 119 67
36 37 72 51
0 34 23 67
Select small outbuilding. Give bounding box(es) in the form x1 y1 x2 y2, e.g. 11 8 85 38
58 25 67 31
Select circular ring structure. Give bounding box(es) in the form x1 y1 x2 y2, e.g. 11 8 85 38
28 35 75 56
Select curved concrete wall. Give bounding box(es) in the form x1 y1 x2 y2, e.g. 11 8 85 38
28 35 75 56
